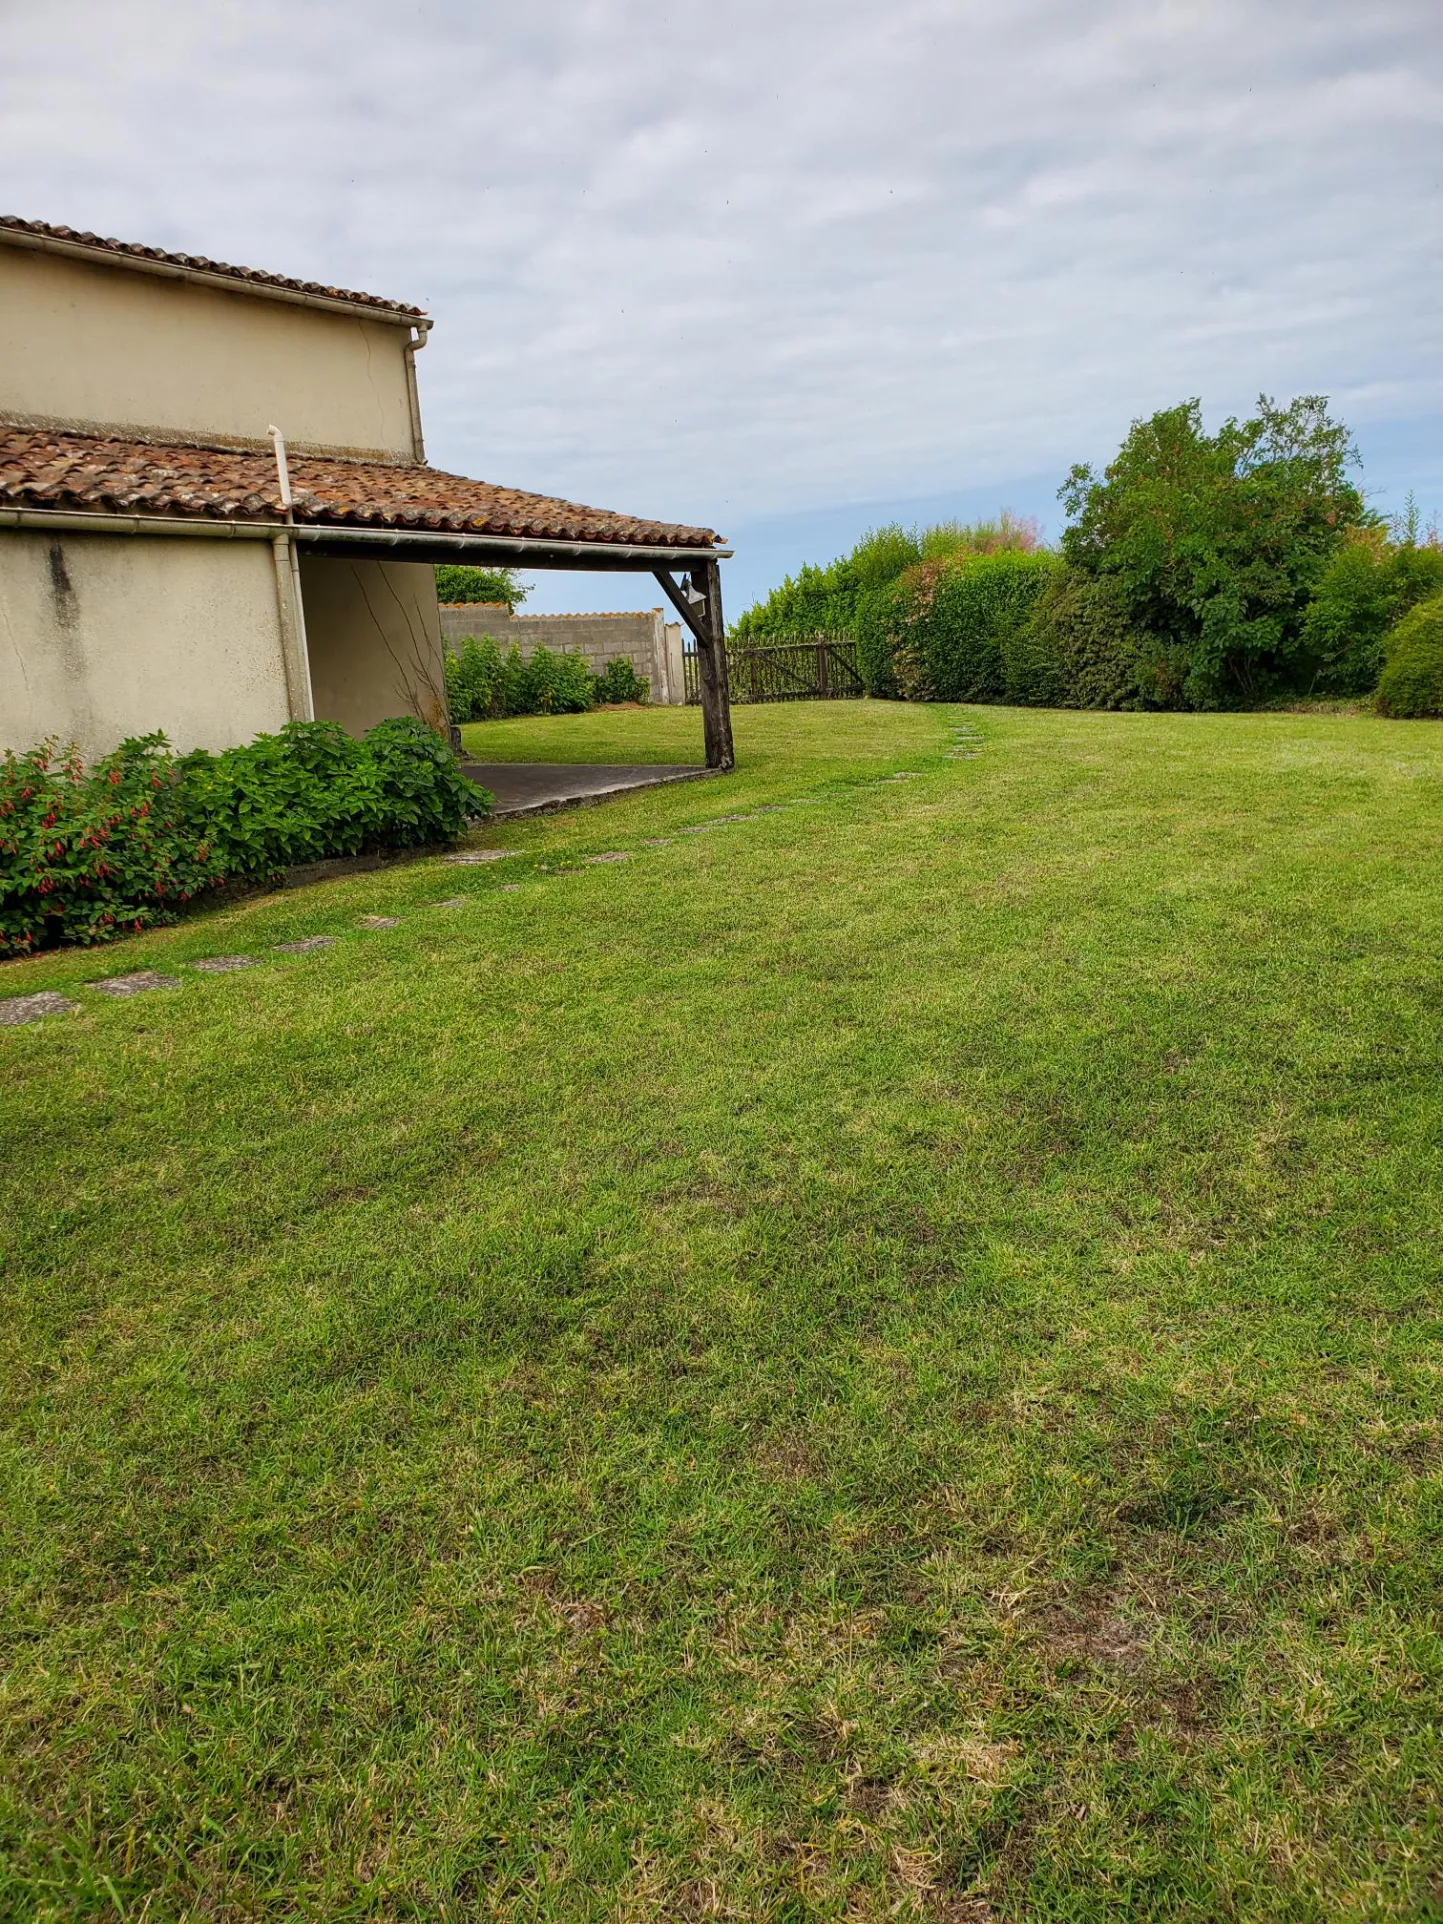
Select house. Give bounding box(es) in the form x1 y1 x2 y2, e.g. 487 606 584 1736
0 219 734 767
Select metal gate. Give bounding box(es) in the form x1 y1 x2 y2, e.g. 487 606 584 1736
685 634 865 704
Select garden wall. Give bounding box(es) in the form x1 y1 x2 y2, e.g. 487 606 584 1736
438 605 686 704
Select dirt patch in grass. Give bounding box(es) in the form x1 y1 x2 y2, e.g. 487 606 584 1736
1039 1587 1155 1672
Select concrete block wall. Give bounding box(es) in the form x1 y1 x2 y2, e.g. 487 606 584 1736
438 604 686 705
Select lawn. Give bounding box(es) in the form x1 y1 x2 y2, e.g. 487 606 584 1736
2 699 1442 1921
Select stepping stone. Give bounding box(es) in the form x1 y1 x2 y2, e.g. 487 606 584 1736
585 851 631 864
87 971 180 998
436 896 469 908
274 935 335 953
445 850 515 864
190 955 257 974
0 990 80 1028
680 824 716 834
357 916 400 930
643 837 674 846
499 883 524 893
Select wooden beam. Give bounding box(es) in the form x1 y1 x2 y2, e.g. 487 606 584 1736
657 560 734 772
653 566 707 644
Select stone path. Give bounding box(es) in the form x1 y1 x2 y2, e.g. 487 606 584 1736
87 970 182 998
3 761 953 1032
0 990 80 1028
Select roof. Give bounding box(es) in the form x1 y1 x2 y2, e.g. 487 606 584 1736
0 216 426 320
0 427 723 551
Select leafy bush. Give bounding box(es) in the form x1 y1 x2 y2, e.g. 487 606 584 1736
919 512 1043 564
434 564 527 609
444 634 507 723
887 551 1059 701
525 646 594 715
1007 567 1161 708
855 576 908 697
445 636 628 721
593 657 649 705
1302 528 1443 694
731 516 1041 649
1061 395 1366 707
1375 594 1443 718
0 719 490 957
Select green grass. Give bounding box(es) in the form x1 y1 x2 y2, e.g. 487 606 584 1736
2 700 1442 1921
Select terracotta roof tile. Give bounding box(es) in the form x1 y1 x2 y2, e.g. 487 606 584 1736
0 428 722 550
0 216 425 319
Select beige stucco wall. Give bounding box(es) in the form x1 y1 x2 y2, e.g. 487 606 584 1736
0 530 290 761
301 555 447 737
0 246 418 458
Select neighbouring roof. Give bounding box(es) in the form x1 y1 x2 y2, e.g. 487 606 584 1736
0 428 723 551
0 216 426 320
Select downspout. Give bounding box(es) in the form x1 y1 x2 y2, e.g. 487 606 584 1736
268 425 315 722
403 318 433 463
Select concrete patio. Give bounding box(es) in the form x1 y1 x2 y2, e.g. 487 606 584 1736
461 762 715 819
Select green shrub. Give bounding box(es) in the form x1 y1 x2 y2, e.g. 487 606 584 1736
1302 531 1443 694
889 551 1059 701
1375 594 1443 718
0 719 490 957
523 646 593 714
919 512 1043 564
593 657 649 705
1010 568 1158 708
434 564 527 609
1062 395 1366 706
855 577 908 696
445 638 605 719
731 516 1041 649
444 634 508 723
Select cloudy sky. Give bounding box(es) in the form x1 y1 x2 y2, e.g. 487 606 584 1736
2 0 1440 613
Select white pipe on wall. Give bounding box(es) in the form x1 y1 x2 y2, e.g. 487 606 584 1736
267 426 313 721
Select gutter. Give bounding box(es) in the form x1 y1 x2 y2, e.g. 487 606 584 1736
0 225 425 329
0 506 731 568
403 319 433 462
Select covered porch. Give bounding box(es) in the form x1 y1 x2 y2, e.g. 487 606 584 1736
0 425 737 775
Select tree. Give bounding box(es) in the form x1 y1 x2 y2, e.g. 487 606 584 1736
1060 397 1365 706
434 564 528 609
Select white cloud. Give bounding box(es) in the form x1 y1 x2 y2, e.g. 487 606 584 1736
2 0 1440 613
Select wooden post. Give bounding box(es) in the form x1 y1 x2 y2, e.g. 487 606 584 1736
694 559 735 771
653 562 735 770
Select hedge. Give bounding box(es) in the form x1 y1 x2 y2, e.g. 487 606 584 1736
0 717 490 957
1375 594 1443 719
884 551 1060 701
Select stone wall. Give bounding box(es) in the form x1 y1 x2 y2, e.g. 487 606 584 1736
438 604 686 705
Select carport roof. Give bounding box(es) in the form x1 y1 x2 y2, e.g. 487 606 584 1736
0 427 725 554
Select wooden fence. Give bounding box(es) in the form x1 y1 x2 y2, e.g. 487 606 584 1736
684 634 865 705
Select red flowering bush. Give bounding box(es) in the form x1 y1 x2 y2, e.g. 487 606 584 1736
0 733 215 955
0 720 490 957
